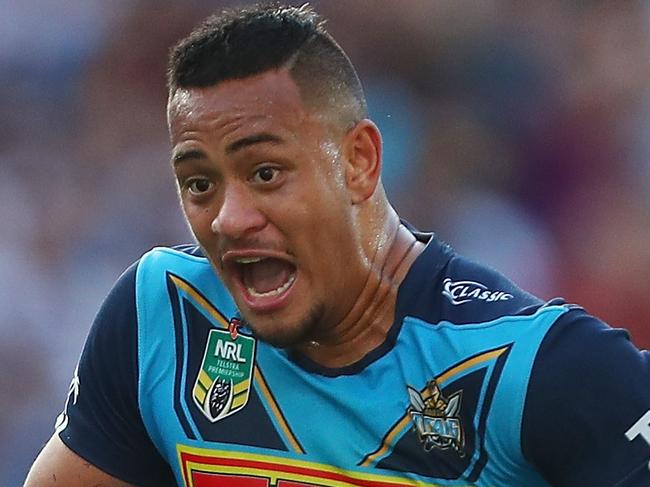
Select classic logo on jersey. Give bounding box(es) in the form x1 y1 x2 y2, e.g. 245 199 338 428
193 328 256 422
442 278 513 305
407 380 465 456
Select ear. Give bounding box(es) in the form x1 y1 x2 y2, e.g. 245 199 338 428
343 119 382 204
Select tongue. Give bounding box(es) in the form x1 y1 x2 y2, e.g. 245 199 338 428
242 258 294 294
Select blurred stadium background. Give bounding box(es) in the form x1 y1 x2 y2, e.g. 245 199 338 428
2 0 649 484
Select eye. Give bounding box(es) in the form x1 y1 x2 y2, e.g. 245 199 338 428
186 178 213 195
251 166 280 184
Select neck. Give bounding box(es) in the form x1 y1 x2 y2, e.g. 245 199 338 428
296 213 425 368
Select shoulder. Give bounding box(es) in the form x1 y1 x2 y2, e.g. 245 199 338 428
525 307 648 416
54 246 193 484
399 236 548 328
441 253 545 319
135 244 235 319
95 244 209 316
522 307 650 485
134 244 215 298
138 244 209 270
78 244 212 365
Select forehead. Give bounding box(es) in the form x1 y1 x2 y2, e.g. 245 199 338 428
167 69 312 141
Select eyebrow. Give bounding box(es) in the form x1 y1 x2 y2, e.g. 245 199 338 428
225 132 283 154
172 149 207 166
172 132 283 167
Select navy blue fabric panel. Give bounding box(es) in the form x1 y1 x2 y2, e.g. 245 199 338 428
57 263 175 486
393 234 454 326
613 461 650 486
522 309 650 486
166 275 199 440
397 237 547 330
435 254 544 325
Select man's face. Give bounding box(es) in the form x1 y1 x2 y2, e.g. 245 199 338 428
168 70 367 347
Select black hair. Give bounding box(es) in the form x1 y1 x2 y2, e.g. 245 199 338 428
167 3 367 128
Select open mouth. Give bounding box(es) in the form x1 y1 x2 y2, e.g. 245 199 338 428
232 256 297 308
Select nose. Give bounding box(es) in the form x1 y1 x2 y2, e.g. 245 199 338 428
211 183 266 239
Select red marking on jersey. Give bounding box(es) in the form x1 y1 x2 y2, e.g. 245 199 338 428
229 318 241 340
179 448 414 487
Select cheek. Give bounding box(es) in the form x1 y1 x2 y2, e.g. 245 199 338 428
284 178 348 224
182 203 215 240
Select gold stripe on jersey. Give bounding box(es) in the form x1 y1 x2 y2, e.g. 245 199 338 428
360 345 510 467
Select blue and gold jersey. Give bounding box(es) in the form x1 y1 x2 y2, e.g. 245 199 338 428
56 235 650 486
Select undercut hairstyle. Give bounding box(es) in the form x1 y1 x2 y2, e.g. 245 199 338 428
167 3 367 130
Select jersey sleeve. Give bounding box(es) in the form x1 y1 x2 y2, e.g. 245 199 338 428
522 308 650 486
55 262 175 486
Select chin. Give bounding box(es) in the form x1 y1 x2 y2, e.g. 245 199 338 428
241 304 326 349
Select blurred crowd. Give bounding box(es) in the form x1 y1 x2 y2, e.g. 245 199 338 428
1 1 649 484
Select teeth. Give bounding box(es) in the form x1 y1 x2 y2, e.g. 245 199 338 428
247 273 296 298
236 257 264 264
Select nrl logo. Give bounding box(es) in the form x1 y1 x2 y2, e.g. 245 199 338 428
193 328 256 422
407 380 465 456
